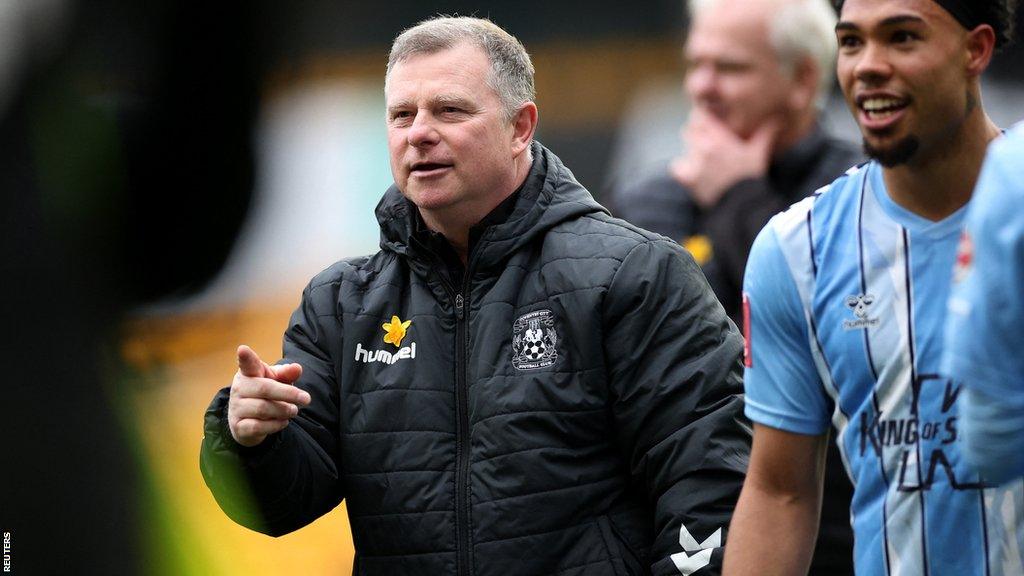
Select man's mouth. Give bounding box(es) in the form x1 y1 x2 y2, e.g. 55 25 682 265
410 161 453 176
858 96 909 122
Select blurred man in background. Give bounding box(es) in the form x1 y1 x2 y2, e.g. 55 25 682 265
617 1 860 573
200 16 751 576
614 0 861 327
944 120 1024 485
727 0 1019 574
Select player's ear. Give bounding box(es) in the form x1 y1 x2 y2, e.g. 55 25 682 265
964 24 996 78
510 101 538 157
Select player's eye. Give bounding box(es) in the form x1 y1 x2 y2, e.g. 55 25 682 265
891 30 918 44
837 33 862 49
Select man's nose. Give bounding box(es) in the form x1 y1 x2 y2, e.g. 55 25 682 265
407 111 440 147
854 42 893 85
685 64 717 101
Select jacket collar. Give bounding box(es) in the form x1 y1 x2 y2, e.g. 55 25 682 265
375 141 607 274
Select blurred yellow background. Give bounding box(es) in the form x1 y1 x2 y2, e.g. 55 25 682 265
125 304 356 574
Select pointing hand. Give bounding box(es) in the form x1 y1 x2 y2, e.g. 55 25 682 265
227 345 311 447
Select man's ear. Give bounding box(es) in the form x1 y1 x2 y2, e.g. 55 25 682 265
511 101 539 156
965 24 996 78
787 57 819 112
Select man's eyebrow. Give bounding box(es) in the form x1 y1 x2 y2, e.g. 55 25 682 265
434 94 472 107
386 99 413 113
879 14 926 27
836 14 926 32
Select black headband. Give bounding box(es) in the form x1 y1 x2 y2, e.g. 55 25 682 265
934 0 984 32
834 0 1011 48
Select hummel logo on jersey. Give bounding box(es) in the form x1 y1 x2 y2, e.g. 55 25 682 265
355 315 417 365
512 309 559 370
843 293 880 331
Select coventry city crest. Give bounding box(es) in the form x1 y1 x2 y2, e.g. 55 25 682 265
511 309 559 370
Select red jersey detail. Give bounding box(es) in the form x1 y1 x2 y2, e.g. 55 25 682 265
953 230 974 284
742 293 752 368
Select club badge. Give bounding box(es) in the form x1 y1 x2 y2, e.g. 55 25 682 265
511 309 559 370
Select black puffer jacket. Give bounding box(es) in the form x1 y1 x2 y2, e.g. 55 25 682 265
201 142 751 576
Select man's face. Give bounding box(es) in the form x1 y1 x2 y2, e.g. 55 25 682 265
684 1 796 140
836 0 972 166
386 42 519 216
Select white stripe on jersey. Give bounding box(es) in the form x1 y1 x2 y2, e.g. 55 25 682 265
860 173 926 575
772 194 851 451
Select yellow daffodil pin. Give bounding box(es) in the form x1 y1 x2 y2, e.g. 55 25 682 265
682 235 713 266
382 315 412 348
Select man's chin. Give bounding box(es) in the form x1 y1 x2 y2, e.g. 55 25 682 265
405 190 458 212
863 135 920 168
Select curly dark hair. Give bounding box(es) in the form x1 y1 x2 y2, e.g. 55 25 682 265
832 0 1018 49
986 0 1019 48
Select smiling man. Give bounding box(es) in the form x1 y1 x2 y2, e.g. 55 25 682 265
722 0 1020 575
199 16 751 576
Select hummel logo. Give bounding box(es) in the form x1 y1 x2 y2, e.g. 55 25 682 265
355 314 417 365
846 294 875 318
670 523 721 575
355 342 416 365
843 293 880 331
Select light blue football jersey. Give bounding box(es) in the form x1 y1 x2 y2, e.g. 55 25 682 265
945 123 1024 398
943 122 1024 485
743 159 1024 576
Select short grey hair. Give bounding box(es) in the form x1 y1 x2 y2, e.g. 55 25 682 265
689 0 839 108
386 16 536 122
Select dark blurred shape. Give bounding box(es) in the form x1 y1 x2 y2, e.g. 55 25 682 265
1 0 259 572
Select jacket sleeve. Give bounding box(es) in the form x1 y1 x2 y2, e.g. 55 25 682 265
602 239 751 576
199 279 344 536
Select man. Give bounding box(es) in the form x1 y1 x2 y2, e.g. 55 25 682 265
724 0 1019 574
614 0 861 326
944 121 1024 485
620 2 860 573
200 16 751 576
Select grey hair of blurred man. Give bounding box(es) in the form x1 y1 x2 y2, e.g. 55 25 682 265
385 16 537 123
689 0 839 109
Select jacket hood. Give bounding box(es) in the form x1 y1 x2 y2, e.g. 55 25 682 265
374 141 608 271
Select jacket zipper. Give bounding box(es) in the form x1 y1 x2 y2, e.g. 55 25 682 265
454 287 471 576
413 237 474 575
441 276 471 576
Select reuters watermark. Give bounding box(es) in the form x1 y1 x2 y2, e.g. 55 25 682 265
3 531 10 573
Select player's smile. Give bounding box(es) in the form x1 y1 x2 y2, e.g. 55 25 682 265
856 92 910 132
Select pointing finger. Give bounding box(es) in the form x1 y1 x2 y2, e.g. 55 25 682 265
237 345 267 378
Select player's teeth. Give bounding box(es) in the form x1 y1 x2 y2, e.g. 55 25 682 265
863 98 901 112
